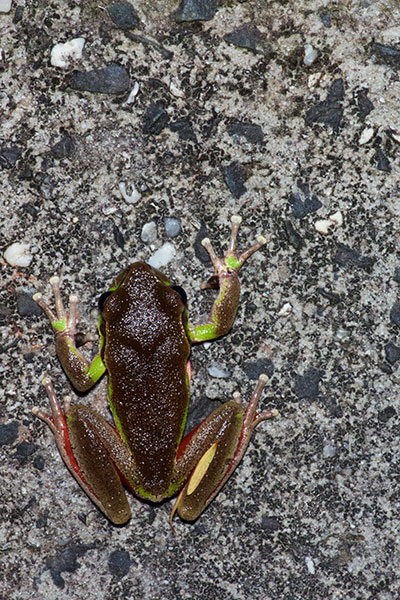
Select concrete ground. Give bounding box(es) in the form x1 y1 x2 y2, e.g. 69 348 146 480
1 1 399 598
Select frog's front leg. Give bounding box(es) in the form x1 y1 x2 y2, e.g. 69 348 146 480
190 215 266 342
170 373 278 524
33 276 105 391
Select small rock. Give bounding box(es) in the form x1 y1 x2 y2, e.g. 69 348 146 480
70 64 130 94
290 190 322 218
0 146 22 168
384 341 400 364
356 89 374 120
108 549 132 578
243 359 274 380
334 244 375 271
294 368 321 400
0 422 19 445
172 0 218 23
142 103 169 135
285 220 303 250
305 78 344 133
224 23 264 52
119 181 141 203
393 266 400 283
305 556 316 575
4 242 33 267
51 133 75 158
141 221 157 244
359 127 374 145
390 303 400 328
375 148 391 172
17 291 42 317
164 217 181 238
304 44 318 66
223 161 250 198
148 243 176 268
227 121 264 144
207 363 230 379
277 302 292 317
108 1 139 30
50 38 85 69
377 406 396 423
372 42 400 66
169 119 197 142
322 444 337 458
0 0 12 14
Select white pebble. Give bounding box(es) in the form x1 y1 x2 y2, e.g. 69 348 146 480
50 38 85 69
148 243 176 269
0 0 12 13
119 181 142 204
4 242 33 267
124 81 140 105
323 444 337 458
329 211 343 227
315 219 334 235
305 556 316 575
207 363 230 379
141 221 157 244
304 44 318 66
278 302 293 317
359 127 374 145
164 217 181 238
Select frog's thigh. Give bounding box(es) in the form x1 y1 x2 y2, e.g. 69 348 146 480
67 405 132 524
176 401 243 520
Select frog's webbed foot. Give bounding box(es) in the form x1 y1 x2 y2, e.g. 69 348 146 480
200 215 266 288
33 275 79 338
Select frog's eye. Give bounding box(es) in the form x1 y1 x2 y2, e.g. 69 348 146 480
171 285 187 305
98 291 113 311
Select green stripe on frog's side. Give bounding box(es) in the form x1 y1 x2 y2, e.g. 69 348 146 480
87 354 106 383
191 322 218 341
52 317 67 331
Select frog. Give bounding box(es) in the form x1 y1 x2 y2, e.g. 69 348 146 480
33 215 278 526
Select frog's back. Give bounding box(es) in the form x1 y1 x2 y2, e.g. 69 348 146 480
101 262 191 498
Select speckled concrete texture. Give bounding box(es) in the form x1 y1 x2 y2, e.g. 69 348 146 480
1 1 399 598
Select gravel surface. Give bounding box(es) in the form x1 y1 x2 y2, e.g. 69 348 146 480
1 1 399 599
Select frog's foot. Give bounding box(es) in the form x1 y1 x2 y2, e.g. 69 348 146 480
200 215 266 288
32 376 71 444
33 275 79 337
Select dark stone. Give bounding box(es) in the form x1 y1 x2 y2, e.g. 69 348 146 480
51 134 75 159
70 65 130 94
142 103 169 135
284 220 303 250
243 358 274 380
113 224 125 249
320 12 331 27
375 147 391 172
172 0 218 22
294 368 321 400
334 243 375 271
169 119 197 141
393 267 400 283
223 161 250 198
13 5 24 24
0 422 19 446
17 291 43 317
390 302 400 328
22 202 38 217
108 549 132 578
262 516 280 531
305 78 344 133
316 287 342 305
384 341 400 364
193 223 212 265
47 544 96 589
372 42 400 66
356 88 374 120
377 406 396 423
15 441 37 465
227 120 264 144
108 1 139 30
289 191 322 218
33 454 45 471
0 146 22 168
224 23 264 52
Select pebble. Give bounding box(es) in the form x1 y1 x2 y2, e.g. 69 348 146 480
108 1 139 30
0 0 12 14
207 363 230 379
119 181 141 203
322 444 337 458
305 556 316 575
148 243 176 268
359 127 374 145
223 161 249 198
4 242 33 267
304 44 318 66
164 217 181 238
172 0 218 22
224 24 264 52
124 81 139 105
278 302 292 317
70 65 130 94
50 38 85 69
315 211 343 234
141 221 157 244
